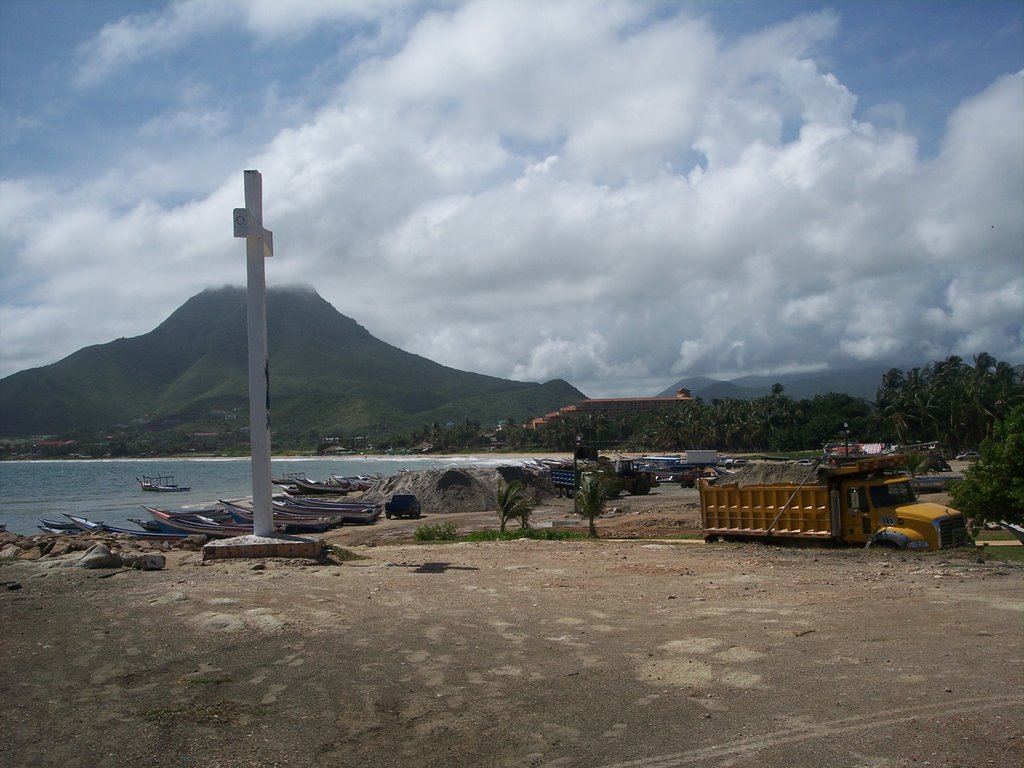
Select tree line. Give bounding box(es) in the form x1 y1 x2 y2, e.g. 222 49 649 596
404 354 1022 456
4 353 1018 459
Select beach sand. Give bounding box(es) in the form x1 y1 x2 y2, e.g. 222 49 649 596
2 475 1022 767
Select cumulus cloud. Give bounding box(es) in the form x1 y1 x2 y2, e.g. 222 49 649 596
73 0 404 87
2 0 1022 396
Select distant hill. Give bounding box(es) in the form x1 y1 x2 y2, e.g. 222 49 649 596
0 286 585 438
660 368 888 402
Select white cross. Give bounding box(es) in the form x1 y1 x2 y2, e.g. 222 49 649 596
234 170 274 537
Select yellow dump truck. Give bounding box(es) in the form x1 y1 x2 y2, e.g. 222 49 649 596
699 455 970 550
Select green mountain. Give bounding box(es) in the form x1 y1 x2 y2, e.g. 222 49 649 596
0 285 585 438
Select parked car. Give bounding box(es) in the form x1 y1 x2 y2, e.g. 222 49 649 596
796 458 816 467
955 451 980 461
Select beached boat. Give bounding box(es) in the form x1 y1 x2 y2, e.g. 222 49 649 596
217 500 335 533
272 472 307 492
38 524 72 534
63 513 189 540
290 476 352 495
275 496 381 524
230 495 381 525
143 507 279 538
137 475 191 492
135 505 230 523
333 474 378 492
39 517 82 532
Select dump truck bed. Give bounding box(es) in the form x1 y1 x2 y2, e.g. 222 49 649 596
699 482 836 540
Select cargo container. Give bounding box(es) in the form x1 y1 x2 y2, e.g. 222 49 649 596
699 455 970 550
684 450 719 466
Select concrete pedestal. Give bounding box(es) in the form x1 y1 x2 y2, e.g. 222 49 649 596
202 534 323 561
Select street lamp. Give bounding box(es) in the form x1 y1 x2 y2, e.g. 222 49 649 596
573 433 581 515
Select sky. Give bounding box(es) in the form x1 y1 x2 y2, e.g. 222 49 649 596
1 0 1022 399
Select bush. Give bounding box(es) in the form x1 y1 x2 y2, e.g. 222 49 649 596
414 521 459 542
949 404 1024 527
463 528 588 542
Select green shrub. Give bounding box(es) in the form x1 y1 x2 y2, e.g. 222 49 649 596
414 521 459 541
463 528 587 542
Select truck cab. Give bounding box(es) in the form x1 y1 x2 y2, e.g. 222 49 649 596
828 459 969 549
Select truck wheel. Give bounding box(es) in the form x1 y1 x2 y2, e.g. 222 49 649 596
704 534 720 543
630 477 651 495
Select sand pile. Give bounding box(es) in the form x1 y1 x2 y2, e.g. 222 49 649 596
361 463 555 514
724 463 822 487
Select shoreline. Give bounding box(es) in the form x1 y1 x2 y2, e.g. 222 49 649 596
0 451 582 463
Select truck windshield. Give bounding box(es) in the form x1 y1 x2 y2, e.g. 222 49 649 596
869 481 917 508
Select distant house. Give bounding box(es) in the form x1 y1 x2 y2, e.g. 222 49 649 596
529 389 694 429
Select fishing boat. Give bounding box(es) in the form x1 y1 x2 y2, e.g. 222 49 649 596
39 517 82 532
332 474 379 492
38 524 72 534
137 475 191 492
229 495 381 525
272 472 307 492
143 506 283 538
290 476 351 495
275 496 381 524
63 513 189 540
218 500 335 533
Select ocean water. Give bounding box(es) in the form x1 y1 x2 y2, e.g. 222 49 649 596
0 455 519 536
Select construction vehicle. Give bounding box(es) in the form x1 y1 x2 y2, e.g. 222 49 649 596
550 456 659 498
699 455 970 550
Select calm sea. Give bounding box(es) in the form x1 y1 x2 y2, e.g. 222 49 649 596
0 455 517 536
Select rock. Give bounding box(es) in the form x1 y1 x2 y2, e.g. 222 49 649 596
1 543 23 559
18 546 44 561
47 540 73 557
120 552 165 571
76 544 123 570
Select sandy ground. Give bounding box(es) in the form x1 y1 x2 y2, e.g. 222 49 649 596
2 467 1023 768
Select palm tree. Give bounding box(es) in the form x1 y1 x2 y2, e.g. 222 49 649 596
576 471 611 538
903 453 933 477
496 480 532 532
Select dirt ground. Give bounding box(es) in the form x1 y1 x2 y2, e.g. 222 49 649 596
2 478 1022 768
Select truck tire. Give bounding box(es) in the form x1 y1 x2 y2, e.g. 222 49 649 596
631 478 651 495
